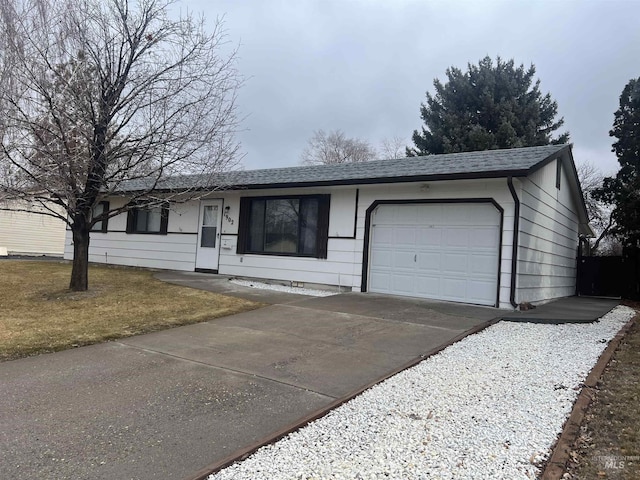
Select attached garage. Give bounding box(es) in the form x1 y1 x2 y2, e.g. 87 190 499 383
366 201 502 306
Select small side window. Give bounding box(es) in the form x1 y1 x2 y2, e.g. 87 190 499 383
556 159 562 190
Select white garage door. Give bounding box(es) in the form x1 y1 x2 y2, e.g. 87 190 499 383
368 203 500 306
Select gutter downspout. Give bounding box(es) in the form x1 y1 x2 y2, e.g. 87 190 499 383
507 177 520 309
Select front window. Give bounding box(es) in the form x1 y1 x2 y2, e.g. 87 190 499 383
136 207 162 233
126 205 169 234
238 195 329 258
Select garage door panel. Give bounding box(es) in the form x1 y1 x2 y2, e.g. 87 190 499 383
441 253 468 274
415 275 441 298
444 228 471 247
396 205 418 223
417 204 444 223
474 227 500 247
391 274 415 295
369 202 500 306
393 226 416 246
416 252 441 271
417 227 442 247
369 272 391 291
467 280 496 303
373 205 398 223
471 254 498 275
442 204 471 224
393 250 417 269
441 277 467 299
372 225 394 244
469 206 501 224
370 248 392 267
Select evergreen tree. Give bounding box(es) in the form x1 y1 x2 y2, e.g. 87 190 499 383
593 77 640 246
408 56 569 156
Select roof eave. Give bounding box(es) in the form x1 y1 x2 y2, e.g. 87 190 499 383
524 144 572 176
224 169 530 191
113 169 530 194
525 144 591 227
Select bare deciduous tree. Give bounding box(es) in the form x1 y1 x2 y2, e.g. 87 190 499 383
300 129 377 165
379 136 407 160
0 0 242 290
576 161 617 254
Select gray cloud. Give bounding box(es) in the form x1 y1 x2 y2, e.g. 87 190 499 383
185 0 640 175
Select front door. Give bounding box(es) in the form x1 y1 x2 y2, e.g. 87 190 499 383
195 200 223 271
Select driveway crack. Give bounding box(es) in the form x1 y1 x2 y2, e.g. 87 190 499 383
115 340 337 400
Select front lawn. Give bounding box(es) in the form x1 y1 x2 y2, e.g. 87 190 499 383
0 260 262 361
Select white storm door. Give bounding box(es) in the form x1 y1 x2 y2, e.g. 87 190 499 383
195 200 223 270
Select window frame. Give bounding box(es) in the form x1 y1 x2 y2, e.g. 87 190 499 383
237 194 330 259
556 158 562 190
90 201 110 233
126 204 169 235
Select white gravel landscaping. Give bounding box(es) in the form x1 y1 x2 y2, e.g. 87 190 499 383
230 279 338 297
209 305 635 480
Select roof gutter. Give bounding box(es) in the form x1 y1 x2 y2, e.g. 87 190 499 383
114 170 530 195
507 177 520 309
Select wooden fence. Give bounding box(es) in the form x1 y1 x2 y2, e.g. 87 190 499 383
577 247 640 299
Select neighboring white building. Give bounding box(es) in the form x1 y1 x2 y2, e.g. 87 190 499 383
63 144 591 309
0 200 67 256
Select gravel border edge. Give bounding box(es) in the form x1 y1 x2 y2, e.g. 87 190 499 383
181 317 502 480
538 312 639 480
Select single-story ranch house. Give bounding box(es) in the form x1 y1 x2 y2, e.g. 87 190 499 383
64 144 591 309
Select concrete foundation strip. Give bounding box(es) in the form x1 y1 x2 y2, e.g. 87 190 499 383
182 317 502 480
539 312 638 480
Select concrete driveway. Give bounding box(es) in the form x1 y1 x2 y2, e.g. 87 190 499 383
0 272 613 480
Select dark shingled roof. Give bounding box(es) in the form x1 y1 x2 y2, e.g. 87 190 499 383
119 144 570 192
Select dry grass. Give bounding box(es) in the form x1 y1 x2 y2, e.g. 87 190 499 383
0 260 262 362
566 311 640 479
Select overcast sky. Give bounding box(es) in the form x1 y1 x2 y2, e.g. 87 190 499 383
184 0 640 175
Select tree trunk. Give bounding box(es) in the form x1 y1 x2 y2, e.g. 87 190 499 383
591 213 615 255
69 222 90 291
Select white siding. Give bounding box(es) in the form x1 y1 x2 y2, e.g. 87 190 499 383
327 189 357 237
517 158 579 303
217 187 360 289
219 237 358 288
215 181 516 308
0 201 66 255
63 180 523 308
72 232 198 270
64 199 201 271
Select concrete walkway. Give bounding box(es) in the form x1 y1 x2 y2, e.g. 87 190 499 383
0 272 619 480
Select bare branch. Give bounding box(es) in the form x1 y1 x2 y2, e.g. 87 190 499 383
300 129 377 165
0 0 243 290
576 161 619 254
379 136 407 160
